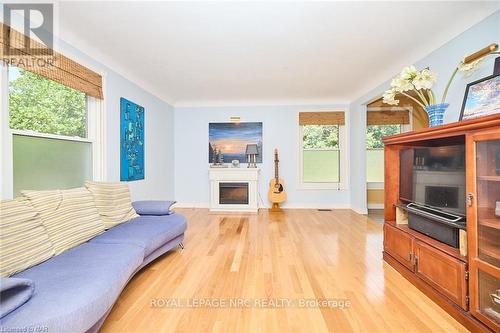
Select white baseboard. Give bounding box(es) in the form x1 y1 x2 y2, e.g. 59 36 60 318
351 206 368 215
173 202 209 209
173 202 351 210
280 203 351 210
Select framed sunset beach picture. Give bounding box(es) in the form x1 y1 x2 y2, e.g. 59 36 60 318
460 74 500 121
209 122 263 163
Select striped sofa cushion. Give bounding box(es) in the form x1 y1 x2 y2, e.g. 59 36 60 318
22 188 106 255
85 181 139 229
0 198 55 277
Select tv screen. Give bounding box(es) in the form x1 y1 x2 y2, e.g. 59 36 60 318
400 145 466 215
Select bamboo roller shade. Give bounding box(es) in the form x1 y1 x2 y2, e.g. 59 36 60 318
1 23 103 99
367 110 409 125
299 111 345 125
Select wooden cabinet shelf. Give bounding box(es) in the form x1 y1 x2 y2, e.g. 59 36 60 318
479 239 500 262
477 175 500 182
480 219 500 230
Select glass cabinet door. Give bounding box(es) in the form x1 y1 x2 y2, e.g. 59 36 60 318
470 136 500 329
475 140 500 268
477 270 500 325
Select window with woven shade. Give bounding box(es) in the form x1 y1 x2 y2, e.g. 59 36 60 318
366 109 411 184
2 22 105 197
298 111 347 189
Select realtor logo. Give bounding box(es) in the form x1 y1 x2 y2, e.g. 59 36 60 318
3 3 54 56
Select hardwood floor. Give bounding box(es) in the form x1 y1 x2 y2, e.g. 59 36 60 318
100 209 468 333
366 209 384 224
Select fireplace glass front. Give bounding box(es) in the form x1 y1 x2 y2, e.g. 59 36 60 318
219 182 249 205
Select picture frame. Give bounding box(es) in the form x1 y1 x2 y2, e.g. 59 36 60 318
208 122 263 163
459 73 500 121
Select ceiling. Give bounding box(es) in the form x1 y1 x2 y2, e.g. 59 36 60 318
58 1 500 106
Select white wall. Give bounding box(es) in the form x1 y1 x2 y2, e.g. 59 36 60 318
349 10 500 214
174 105 350 208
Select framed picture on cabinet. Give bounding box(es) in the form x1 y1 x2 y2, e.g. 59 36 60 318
459 73 500 121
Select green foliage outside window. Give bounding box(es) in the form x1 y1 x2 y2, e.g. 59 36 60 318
303 125 339 149
366 125 401 149
9 67 87 138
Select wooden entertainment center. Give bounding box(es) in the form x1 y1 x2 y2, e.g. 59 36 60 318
383 114 500 332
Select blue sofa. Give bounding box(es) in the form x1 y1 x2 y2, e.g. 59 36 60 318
0 208 187 333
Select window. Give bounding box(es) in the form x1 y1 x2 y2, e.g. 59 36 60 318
1 25 104 199
7 66 102 196
366 124 401 183
9 67 88 138
302 125 340 182
366 109 411 185
299 111 347 189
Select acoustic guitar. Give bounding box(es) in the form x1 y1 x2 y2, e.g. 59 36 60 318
268 149 287 211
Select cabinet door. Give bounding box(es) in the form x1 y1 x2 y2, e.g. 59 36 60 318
414 240 468 310
475 268 500 329
466 130 500 331
384 224 414 270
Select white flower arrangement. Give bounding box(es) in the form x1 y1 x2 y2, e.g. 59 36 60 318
382 58 490 109
383 44 499 111
382 66 437 108
382 44 498 127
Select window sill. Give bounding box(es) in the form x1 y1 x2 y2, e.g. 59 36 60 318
10 129 92 143
367 182 384 190
298 183 347 191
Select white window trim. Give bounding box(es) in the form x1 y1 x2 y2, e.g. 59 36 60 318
0 63 12 199
366 107 412 186
298 123 348 190
0 63 106 199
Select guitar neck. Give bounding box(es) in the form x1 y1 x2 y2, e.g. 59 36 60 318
274 153 279 180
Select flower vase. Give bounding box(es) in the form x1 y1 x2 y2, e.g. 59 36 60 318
425 103 449 127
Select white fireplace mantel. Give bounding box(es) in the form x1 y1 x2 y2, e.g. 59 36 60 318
209 167 260 212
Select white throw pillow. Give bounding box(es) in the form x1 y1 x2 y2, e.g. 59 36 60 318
85 181 139 229
22 187 105 255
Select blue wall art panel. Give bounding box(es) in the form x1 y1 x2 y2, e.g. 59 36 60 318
120 97 145 181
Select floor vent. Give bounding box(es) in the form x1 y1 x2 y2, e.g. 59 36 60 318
318 209 332 211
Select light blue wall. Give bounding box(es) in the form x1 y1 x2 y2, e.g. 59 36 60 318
51 10 499 209
104 71 175 201
174 105 351 208
56 40 176 201
349 11 500 214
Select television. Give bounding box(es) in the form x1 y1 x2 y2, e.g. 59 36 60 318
400 145 466 216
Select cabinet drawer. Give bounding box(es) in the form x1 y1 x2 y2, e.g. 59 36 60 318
384 224 413 270
414 240 468 310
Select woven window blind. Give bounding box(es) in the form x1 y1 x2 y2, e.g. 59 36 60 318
1 23 103 99
299 111 345 126
367 111 409 125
